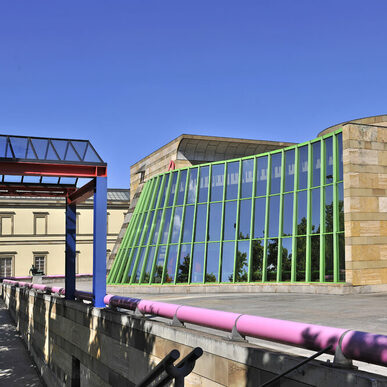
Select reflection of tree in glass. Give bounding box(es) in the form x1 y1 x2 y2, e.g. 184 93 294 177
251 240 264 281
205 273 216 282
233 249 248 282
176 255 190 283
153 265 164 283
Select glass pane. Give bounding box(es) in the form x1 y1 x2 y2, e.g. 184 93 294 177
152 246 166 283
223 201 237 240
297 191 307 235
270 153 282 194
325 186 333 233
165 245 178 283
160 175 170 208
143 211 154 245
238 200 251 239
282 194 293 236
338 133 343 181
226 161 239 200
221 241 235 282
296 236 306 281
135 213 148 246
235 241 249 282
254 197 266 238
256 157 268 196
127 247 138 281
71 140 88 159
208 202 222 241
206 243 219 282
194 204 207 242
311 235 320 281
0 137 8 157
211 164 224 201
312 141 321 187
268 195 280 237
182 205 195 243
142 246 156 283
9 137 28 158
176 244 191 283
339 233 345 282
83 144 102 162
325 137 333 184
281 238 292 281
198 166 209 202
171 207 183 243
284 149 295 192
191 244 205 283
251 239 264 281
132 248 146 283
298 146 308 189
338 183 344 232
177 170 187 205
241 159 254 198
168 172 178 206
160 208 172 244
152 177 162 209
325 234 334 282
266 239 278 281
311 188 320 234
151 210 163 244
187 169 198 204
31 138 49 159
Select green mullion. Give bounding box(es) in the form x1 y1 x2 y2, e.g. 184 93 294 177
232 161 243 283
150 172 173 284
218 163 227 282
305 143 312 282
333 134 340 282
262 155 272 282
113 180 150 283
141 175 167 284
161 171 181 284
129 178 158 284
203 165 213 284
320 139 326 282
248 158 257 282
138 178 162 284
173 169 191 284
291 148 299 282
277 150 285 282
188 168 201 283
119 181 151 283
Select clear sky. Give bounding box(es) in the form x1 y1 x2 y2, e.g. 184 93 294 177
1 1 387 188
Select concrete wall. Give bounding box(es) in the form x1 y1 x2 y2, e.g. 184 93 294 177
2 283 386 386
343 123 387 285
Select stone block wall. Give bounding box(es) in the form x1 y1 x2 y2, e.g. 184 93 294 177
2 284 384 386
343 123 387 285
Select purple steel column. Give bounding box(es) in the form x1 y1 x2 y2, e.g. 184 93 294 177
65 203 76 300
93 176 107 307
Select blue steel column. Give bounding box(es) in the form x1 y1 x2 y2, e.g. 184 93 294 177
65 203 76 300
93 176 107 307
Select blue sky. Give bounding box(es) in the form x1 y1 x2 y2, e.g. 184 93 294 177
1 1 387 188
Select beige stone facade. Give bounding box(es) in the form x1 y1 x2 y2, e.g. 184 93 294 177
0 189 129 277
342 121 387 285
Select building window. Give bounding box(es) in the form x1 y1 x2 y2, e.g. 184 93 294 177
0 256 13 277
34 213 48 235
140 171 145 183
0 213 15 235
34 255 46 275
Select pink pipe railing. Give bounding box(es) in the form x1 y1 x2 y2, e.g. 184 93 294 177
3 280 387 368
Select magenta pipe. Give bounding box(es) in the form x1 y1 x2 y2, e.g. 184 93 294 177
74 290 93 301
137 300 180 319
176 306 241 332
104 295 141 311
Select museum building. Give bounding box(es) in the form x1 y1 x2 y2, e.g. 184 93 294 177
108 115 387 289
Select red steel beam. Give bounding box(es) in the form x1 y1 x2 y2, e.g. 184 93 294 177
67 179 96 205
0 161 107 178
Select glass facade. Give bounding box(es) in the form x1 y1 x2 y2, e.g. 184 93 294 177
108 130 345 285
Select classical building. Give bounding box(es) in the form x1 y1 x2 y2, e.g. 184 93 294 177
108 115 387 290
0 189 130 277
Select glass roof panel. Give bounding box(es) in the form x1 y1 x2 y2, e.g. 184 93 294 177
22 176 41 183
0 134 105 165
3 175 22 183
9 137 28 158
41 176 60 184
59 177 77 185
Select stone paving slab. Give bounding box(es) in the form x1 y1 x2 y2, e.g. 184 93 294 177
0 298 43 386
